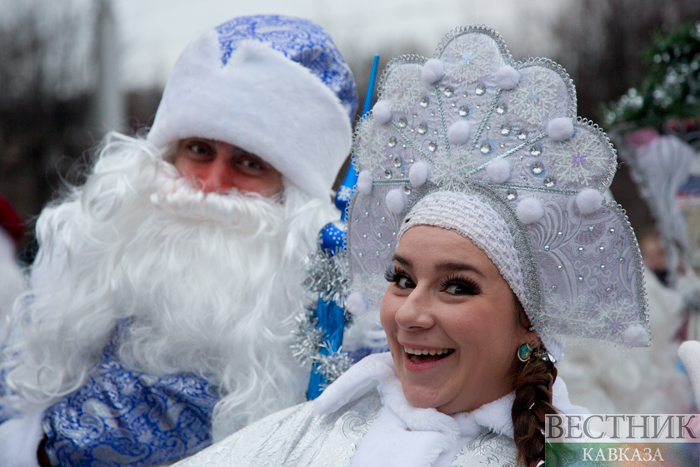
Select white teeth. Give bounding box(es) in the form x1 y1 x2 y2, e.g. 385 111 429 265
404 346 453 356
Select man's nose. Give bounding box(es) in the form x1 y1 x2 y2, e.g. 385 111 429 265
199 149 236 193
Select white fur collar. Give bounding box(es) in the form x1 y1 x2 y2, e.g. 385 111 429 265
314 352 588 467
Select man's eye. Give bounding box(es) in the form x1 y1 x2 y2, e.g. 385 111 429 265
187 142 214 158
240 158 265 171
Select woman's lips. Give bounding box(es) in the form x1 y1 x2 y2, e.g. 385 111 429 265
402 345 455 370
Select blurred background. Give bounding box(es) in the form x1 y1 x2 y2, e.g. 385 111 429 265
1 0 700 261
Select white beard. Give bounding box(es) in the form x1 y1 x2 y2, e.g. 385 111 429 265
3 133 335 439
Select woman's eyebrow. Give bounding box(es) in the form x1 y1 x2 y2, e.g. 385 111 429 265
434 261 486 278
392 254 411 267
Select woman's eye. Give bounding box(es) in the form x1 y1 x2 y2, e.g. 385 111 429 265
442 278 480 295
396 276 414 289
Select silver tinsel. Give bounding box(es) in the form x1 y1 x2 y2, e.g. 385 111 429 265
290 307 324 366
302 250 351 309
316 342 352 385
291 307 353 385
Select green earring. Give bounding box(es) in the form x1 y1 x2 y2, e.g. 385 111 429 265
517 342 533 362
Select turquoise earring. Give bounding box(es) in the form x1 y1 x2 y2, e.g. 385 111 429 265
517 343 533 362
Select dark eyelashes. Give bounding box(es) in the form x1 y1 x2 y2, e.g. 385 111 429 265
440 274 481 295
384 266 410 283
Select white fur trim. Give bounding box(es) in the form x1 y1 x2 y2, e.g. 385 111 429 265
385 189 407 214
494 65 520 90
485 159 511 183
447 120 472 145
679 341 700 406
575 188 603 215
147 38 351 200
421 59 445 85
345 291 368 315
408 161 431 187
372 100 393 124
357 170 374 195
622 324 649 347
547 117 575 141
0 405 47 467
516 197 544 224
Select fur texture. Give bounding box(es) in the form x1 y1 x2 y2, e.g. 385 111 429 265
546 117 575 142
494 65 520 90
421 59 445 85
385 189 407 214
357 170 374 195
372 100 393 125
409 161 431 187
3 133 335 440
447 120 472 145
516 197 544 224
148 39 352 201
486 159 511 183
575 188 603 215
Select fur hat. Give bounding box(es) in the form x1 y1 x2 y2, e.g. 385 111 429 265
148 15 358 200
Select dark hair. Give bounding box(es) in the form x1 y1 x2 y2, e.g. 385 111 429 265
511 348 558 467
510 299 558 467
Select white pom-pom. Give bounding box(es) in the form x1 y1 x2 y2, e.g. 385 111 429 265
486 159 511 183
372 100 393 124
345 291 368 315
495 65 521 90
516 197 544 224
622 324 649 347
547 117 575 142
357 170 373 195
575 188 603 215
421 59 445 85
447 120 472 145
385 189 407 214
409 161 431 187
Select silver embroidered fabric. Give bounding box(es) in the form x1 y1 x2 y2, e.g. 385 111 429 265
171 391 520 467
348 25 649 348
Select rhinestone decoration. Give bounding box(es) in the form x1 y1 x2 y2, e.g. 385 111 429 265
393 157 402 168
496 103 507 114
404 186 411 195
578 247 584 252
428 142 437 152
475 84 486 95
420 96 430 108
530 144 542 157
599 246 605 252
557 231 563 237
609 228 615 234
444 86 454 97
500 123 511 136
418 123 428 135
619 257 625 263
381 216 386 222
384 170 392 179
544 245 550 251
398 118 407 128
600 264 606 270
517 129 528 140
543 177 556 187
480 142 492 154
552 285 558 291
577 275 584 282
377 232 382 238
531 162 544 175
506 189 518 201
388 136 397 147
459 106 469 117
588 226 594 231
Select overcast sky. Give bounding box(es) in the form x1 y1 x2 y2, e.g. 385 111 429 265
113 0 565 90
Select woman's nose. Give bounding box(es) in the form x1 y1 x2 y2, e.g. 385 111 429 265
394 288 435 330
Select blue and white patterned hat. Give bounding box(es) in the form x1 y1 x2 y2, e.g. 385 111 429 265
148 15 358 200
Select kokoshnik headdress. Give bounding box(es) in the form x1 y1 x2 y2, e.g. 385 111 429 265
346 25 650 355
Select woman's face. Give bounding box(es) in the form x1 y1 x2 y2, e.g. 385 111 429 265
380 225 533 414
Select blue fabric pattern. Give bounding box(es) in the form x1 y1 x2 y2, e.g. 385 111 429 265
42 344 217 467
215 14 358 122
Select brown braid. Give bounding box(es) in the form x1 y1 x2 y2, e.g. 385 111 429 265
511 349 558 467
